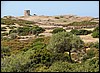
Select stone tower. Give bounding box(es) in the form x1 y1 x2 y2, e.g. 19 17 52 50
24 10 30 16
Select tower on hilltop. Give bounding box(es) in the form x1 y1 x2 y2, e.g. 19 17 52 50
24 10 30 16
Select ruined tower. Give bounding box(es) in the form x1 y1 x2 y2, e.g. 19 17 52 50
24 10 30 16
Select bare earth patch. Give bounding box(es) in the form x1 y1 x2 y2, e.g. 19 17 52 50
79 34 99 43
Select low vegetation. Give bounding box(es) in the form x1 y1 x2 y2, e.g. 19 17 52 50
1 18 99 72
47 32 84 62
70 29 92 35
1 27 7 31
68 21 98 26
52 28 66 34
91 26 99 38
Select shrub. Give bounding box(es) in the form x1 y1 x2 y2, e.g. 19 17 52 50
29 49 53 67
63 20 67 22
32 42 46 50
1 46 10 53
51 52 70 62
9 33 17 39
70 29 92 35
60 16 64 18
8 26 16 29
32 26 45 35
1 48 36 72
87 49 95 58
90 42 99 49
92 26 99 38
78 30 92 35
82 48 98 62
9 29 17 34
68 21 98 26
55 17 60 19
52 28 66 34
92 31 99 38
46 59 99 72
25 21 33 24
32 38 44 43
1 32 8 36
17 26 31 36
70 29 79 35
93 26 99 32
1 27 7 31
17 26 45 36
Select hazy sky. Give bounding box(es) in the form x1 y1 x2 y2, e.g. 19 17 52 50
1 1 99 17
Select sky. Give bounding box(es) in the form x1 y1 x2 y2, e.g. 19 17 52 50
1 1 99 18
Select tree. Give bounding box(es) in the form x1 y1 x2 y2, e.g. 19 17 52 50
47 32 84 62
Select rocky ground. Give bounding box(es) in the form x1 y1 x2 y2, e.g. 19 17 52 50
1 15 99 43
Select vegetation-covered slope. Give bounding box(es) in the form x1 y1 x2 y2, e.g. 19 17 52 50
1 17 99 72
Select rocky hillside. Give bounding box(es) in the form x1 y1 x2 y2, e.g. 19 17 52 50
3 15 99 25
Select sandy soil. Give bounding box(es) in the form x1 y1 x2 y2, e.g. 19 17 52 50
79 34 99 43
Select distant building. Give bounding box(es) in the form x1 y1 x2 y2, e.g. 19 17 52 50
24 10 30 16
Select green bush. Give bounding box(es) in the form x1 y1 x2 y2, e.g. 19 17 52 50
1 18 34 26
9 29 17 34
17 26 31 36
17 26 45 36
92 26 99 38
1 32 8 36
70 29 92 35
1 48 36 72
70 29 79 35
92 31 99 38
9 33 17 39
78 30 92 35
8 26 16 29
1 46 11 57
1 27 7 31
51 52 70 62
87 49 95 58
82 48 98 62
1 46 10 54
52 28 66 34
25 21 33 24
68 21 98 26
55 17 60 19
32 42 46 50
93 26 99 32
30 49 52 66
89 42 99 49
60 16 64 18
32 26 45 35
45 59 99 72
32 38 44 42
